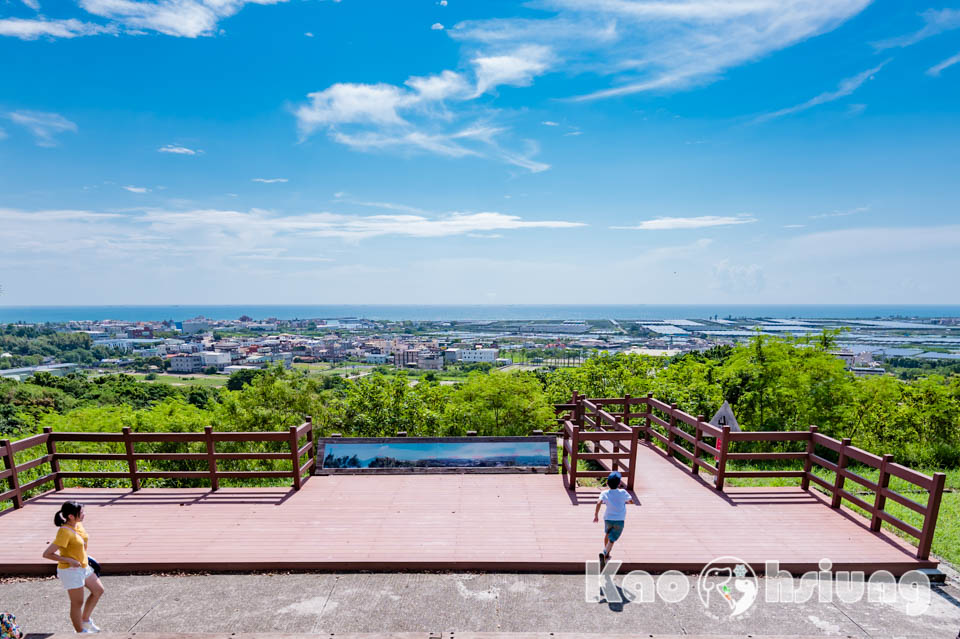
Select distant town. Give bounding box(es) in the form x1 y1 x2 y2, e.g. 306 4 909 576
2 313 959 384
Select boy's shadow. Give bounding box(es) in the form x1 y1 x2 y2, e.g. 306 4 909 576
597 574 634 612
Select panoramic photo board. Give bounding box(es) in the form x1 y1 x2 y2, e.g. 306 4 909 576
316 436 556 474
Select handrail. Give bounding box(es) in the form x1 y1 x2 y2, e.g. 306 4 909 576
1 417 316 510
555 394 948 561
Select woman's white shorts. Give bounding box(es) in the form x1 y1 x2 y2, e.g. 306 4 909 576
57 565 94 590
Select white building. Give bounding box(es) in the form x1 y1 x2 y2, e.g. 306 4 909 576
365 353 390 364
459 348 498 363
181 319 211 335
169 354 204 373
200 351 232 370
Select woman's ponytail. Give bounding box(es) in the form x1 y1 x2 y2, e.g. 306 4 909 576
54 501 82 526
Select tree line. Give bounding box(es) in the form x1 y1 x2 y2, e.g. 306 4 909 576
2 332 958 469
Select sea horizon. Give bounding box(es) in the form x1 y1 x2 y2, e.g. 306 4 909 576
2 304 959 324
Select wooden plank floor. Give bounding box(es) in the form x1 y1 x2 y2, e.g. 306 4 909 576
0 442 935 575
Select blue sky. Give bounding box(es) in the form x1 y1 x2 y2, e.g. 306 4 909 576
1 0 959 305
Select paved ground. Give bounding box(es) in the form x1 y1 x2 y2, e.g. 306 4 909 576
3 572 959 637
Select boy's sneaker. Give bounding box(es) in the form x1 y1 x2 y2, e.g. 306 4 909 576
598 551 607 569
82 620 100 633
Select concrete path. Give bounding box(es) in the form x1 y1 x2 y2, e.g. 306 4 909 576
3 572 959 637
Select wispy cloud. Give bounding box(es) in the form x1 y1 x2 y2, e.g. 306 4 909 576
452 0 870 102
252 177 288 183
0 207 585 263
77 0 289 38
613 215 757 231
22 0 40 9
123 185 150 193
5 110 77 146
294 50 552 172
431 23 444 31
872 9 960 50
810 206 869 220
541 120 559 126
753 62 888 123
158 144 201 155
0 17 112 40
928 51 960 77
1 1 293 40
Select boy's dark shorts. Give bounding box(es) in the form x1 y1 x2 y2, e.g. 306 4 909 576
604 520 625 542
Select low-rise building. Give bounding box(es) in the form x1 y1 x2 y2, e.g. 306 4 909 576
200 351 232 370
169 354 204 373
459 348 498 363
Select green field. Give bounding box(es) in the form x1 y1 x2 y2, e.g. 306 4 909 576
128 373 227 387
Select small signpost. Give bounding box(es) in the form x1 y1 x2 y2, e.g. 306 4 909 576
709 401 740 432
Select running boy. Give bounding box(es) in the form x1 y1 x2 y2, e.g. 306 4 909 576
593 471 633 567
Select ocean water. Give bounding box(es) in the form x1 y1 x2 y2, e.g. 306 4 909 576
1 304 958 323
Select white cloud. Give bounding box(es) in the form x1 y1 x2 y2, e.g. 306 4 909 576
295 57 550 172
452 0 870 101
928 51 960 77
439 0 447 5
0 207 585 263
471 45 551 96
0 1 292 40
0 17 112 40
6 110 78 146
753 62 888 123
431 23 444 31
873 9 960 50
784 224 805 229
123 185 150 193
541 120 559 126
304 31 313 37
158 144 201 154
22 0 41 10
77 0 290 38
809 206 869 220
613 215 757 230
252 177 288 183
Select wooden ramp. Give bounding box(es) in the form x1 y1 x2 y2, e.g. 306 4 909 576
0 442 935 576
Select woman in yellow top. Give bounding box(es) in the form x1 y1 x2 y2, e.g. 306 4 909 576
41 501 105 633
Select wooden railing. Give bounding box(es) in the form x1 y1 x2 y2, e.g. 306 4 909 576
556 394 947 560
0 418 316 510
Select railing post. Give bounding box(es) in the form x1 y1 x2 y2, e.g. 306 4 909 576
626 421 639 491
622 394 631 426
668 403 678 458
871 454 893 532
44 427 64 492
289 426 302 490
644 393 653 441
305 415 315 474
204 426 219 491
800 425 817 491
715 425 731 491
917 472 946 560
1 439 22 509
692 415 704 476
569 423 580 489
831 437 852 509
122 427 140 492
560 422 569 483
